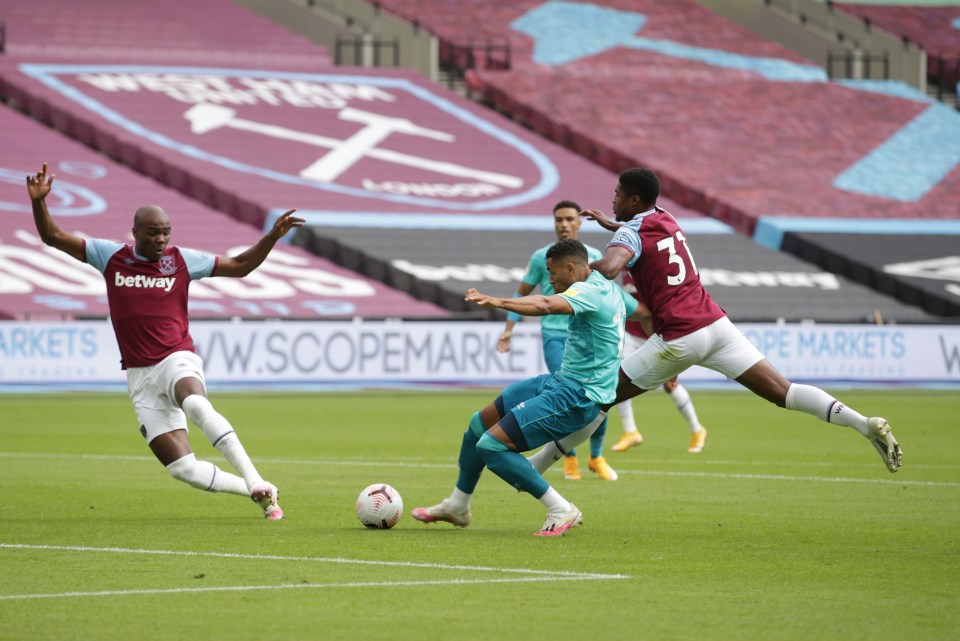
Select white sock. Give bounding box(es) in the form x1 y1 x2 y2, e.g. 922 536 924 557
538 487 572 514
785 384 869 436
528 442 564 475
669 383 702 433
614 399 637 433
446 487 471 512
181 395 265 490
165 453 249 496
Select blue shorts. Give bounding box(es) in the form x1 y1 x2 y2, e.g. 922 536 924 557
497 372 600 452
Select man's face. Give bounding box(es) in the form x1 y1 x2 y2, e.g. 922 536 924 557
547 257 576 293
612 183 639 222
132 209 171 262
553 207 581 241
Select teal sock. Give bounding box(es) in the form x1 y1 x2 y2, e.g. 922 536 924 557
476 433 549 498
589 415 608 458
456 413 487 493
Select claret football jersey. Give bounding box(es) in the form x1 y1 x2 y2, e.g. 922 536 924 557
85 239 217 369
608 208 725 341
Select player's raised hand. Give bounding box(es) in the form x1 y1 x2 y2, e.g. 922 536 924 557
580 209 621 232
465 288 498 308
26 162 56 202
269 208 305 238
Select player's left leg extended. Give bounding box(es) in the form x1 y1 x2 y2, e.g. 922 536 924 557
700 318 902 473
171 363 283 519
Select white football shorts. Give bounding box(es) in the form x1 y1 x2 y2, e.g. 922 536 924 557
620 316 764 391
126 350 207 443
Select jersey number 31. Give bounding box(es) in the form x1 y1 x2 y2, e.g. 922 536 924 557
656 232 699 286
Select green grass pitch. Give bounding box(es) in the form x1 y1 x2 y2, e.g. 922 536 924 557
1 389 957 641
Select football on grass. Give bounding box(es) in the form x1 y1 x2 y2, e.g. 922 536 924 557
355 484 403 529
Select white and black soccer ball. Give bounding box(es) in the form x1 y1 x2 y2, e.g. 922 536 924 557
355 484 403 529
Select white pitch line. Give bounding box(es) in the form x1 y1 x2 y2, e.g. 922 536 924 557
0 576 604 602
0 544 627 579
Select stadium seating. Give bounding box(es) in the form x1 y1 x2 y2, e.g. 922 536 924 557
0 0 332 68
370 0 960 318
0 0 956 319
0 102 450 320
834 2 960 88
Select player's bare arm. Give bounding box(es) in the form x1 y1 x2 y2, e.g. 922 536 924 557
466 288 573 316
26 162 85 262
579 209 622 233
590 245 633 280
213 208 304 277
626 299 655 337
498 281 536 353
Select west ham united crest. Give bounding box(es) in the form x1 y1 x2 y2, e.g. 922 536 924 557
159 255 176 275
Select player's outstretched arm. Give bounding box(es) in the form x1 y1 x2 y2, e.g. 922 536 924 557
214 208 304 277
580 209 622 233
466 288 573 317
26 163 85 262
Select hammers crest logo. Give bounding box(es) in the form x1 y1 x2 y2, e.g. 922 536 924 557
17 65 558 213
158 255 176 275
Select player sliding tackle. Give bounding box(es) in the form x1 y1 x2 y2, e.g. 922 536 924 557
565 167 902 473
26 162 304 520
411 239 650 536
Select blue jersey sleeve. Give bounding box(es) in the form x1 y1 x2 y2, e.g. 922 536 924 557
608 225 642 268
85 238 124 273
180 247 216 279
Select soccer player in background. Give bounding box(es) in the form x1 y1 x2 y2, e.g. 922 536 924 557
611 268 708 454
497 201 619 481
412 239 649 536
26 162 304 519
580 167 902 472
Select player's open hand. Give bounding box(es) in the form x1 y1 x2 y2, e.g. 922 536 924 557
580 209 621 232
270 209 305 238
26 162 55 202
465 288 497 308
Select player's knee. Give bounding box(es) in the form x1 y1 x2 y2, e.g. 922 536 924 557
181 394 214 424
166 453 216 491
476 432 510 460
181 394 234 446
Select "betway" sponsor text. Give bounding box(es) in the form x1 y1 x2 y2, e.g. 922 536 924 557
114 273 176 292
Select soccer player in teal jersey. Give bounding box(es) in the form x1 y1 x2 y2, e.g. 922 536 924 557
413 239 649 536
498 201 618 482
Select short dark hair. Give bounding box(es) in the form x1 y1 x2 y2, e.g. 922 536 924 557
618 168 660 206
552 200 581 214
546 238 588 264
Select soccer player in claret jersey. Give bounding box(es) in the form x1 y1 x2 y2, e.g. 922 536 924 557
26 162 305 519
611 268 708 454
497 200 618 481
579 167 903 473
412 239 648 536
